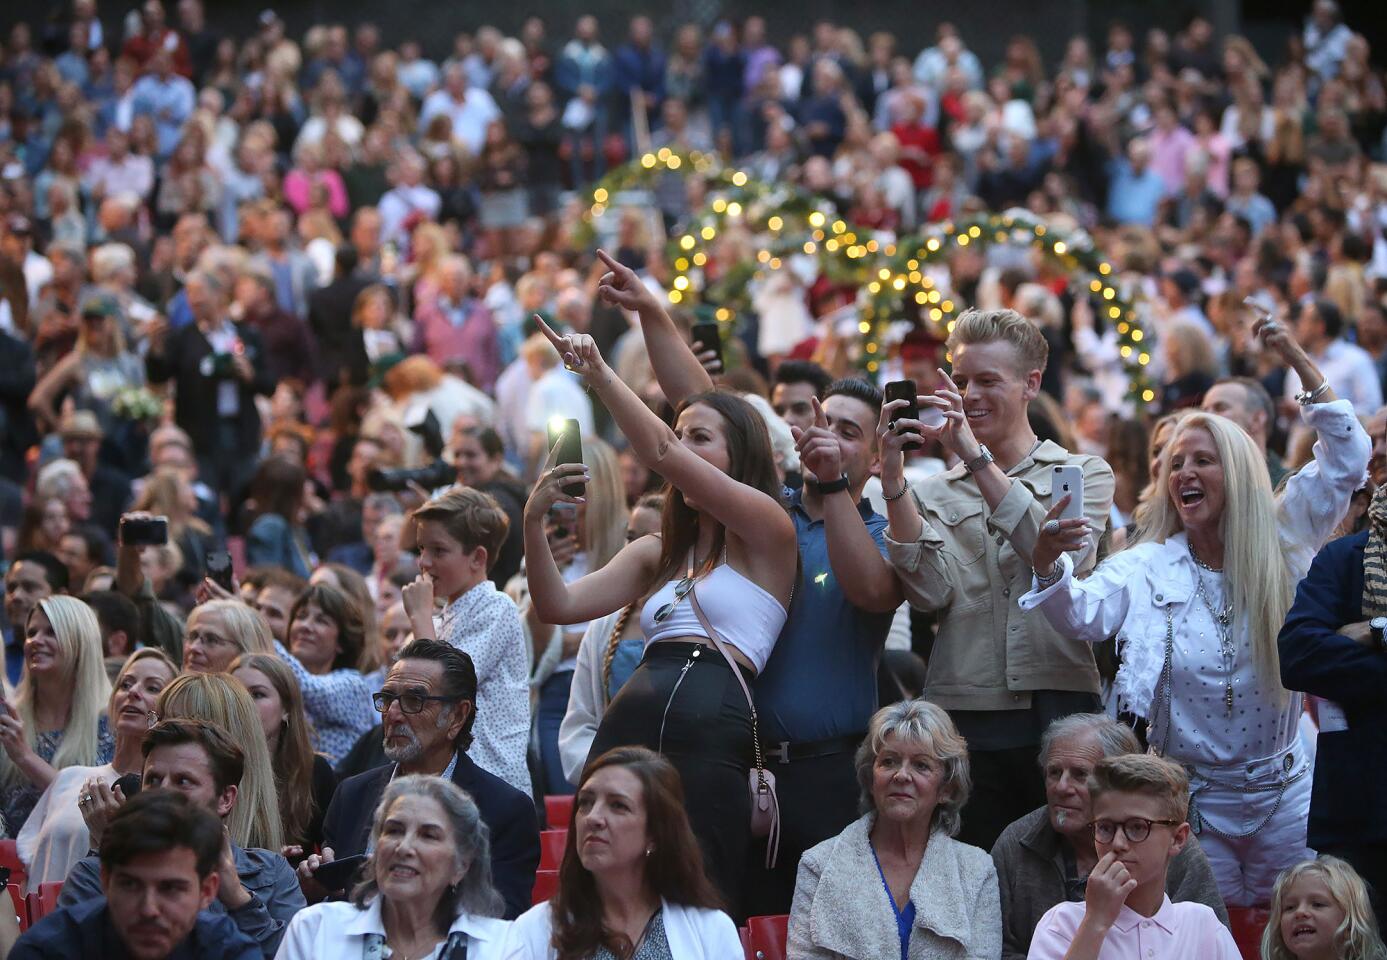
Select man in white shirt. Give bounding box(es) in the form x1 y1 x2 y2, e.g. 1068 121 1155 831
376 151 440 254
1284 297 1384 416
419 63 501 156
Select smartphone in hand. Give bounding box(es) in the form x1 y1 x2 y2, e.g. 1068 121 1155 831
690 322 723 372
1052 466 1085 521
546 418 586 497
884 380 925 451
119 515 170 547
206 550 234 592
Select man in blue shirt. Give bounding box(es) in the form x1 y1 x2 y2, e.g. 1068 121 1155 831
2 552 67 688
129 49 195 161
1106 138 1165 227
749 377 904 913
12 790 259 960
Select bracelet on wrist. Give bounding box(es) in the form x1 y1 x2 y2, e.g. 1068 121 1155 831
883 481 910 501
1035 560 1062 587
1294 379 1331 406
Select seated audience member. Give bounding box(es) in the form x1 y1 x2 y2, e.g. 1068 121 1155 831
274 582 376 764
244 455 315 579
250 568 307 644
992 714 1227 959
10 791 260 960
788 699 1002 959
19 649 176 890
326 490 402 574
2 551 68 687
0 596 113 836
502 746 742 958
231 654 337 857
404 488 532 795
1261 856 1387 960
1279 510 1387 930
557 494 665 784
183 599 275 673
61 718 303 957
1026 755 1239 959
277 776 510 958
310 640 539 919
364 598 413 689
310 561 386 676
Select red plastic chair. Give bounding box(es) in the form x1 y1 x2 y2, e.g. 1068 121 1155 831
531 869 559 905
6 884 26 933
1228 906 1271 960
745 914 789 960
539 829 568 871
31 882 61 922
0 840 26 892
544 795 574 829
739 926 753 960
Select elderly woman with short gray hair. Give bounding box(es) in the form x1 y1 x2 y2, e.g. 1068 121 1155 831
989 713 1228 960
788 699 1002 959
275 775 510 959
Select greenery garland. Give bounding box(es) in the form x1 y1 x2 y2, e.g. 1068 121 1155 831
578 155 1155 407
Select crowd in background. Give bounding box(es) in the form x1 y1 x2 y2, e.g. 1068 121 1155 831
0 1 1385 958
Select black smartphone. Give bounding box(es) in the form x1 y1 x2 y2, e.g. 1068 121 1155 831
206 551 234 592
114 772 143 799
690 321 722 372
313 854 368 893
119 515 169 547
546 418 586 497
884 380 923 452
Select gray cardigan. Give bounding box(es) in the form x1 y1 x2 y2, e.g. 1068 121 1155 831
989 805 1228 960
789 813 1002 959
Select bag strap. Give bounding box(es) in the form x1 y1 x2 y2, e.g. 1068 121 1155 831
687 580 758 717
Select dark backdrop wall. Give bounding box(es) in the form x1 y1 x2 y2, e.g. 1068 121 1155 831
6 0 1381 76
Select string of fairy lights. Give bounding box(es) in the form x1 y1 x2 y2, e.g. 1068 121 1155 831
578 150 1155 407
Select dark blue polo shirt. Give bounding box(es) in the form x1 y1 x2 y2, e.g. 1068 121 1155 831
754 491 894 744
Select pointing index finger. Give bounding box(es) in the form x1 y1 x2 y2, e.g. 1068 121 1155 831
937 367 960 394
595 248 623 274
533 313 567 351
811 395 828 429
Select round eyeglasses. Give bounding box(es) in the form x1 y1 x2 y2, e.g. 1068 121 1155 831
1089 817 1181 844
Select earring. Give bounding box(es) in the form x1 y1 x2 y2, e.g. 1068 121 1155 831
645 845 653 857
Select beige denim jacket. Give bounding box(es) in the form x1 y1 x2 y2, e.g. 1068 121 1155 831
885 440 1114 711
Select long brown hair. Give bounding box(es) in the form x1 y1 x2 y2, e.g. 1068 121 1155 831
653 391 782 587
551 747 723 960
230 653 318 850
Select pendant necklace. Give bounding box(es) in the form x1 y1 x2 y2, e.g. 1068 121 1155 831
1189 544 1236 717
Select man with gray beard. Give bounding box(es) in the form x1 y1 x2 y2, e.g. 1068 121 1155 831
307 640 539 918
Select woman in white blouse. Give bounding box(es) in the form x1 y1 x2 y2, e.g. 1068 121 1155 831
276 775 509 960
1022 320 1369 906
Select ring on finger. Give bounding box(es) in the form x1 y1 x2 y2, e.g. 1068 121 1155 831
1042 519 1060 535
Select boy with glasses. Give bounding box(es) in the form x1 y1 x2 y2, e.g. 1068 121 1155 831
1026 754 1238 959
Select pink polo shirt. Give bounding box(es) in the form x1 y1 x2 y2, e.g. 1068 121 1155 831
1027 896 1239 960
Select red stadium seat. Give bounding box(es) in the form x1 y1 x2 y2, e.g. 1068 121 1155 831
539 829 568 871
746 914 789 960
544 794 573 829
739 926 752 960
32 882 61 922
531 869 559 905
7 884 26 932
1228 906 1271 960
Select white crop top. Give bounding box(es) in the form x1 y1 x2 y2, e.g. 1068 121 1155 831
640 563 787 674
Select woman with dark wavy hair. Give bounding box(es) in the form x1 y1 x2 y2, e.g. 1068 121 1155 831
503 746 739 959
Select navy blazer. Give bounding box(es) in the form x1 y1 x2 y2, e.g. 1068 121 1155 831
1278 529 1387 849
322 751 539 920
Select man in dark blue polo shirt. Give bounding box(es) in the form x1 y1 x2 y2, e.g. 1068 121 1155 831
747 378 902 914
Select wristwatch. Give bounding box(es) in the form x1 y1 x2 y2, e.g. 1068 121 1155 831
1371 616 1387 648
962 445 995 475
808 472 851 495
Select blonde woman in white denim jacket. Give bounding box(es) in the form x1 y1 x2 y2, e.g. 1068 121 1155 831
1020 324 1368 906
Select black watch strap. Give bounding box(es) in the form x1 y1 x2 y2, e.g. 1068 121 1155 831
808 473 851 495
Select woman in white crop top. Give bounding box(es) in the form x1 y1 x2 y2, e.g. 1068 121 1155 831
524 299 797 917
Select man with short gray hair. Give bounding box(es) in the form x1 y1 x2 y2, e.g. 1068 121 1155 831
990 714 1227 959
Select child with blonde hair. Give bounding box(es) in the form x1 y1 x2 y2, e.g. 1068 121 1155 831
1263 857 1387 960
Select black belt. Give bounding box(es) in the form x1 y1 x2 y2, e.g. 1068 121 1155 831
766 733 865 765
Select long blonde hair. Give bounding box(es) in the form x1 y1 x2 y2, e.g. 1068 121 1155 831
1262 857 1387 960
1136 413 1291 704
4 597 112 785
156 673 284 851
581 436 627 575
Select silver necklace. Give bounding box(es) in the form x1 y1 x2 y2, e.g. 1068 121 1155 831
1189 544 1236 717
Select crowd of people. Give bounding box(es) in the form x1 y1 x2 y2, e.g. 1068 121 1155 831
0 0 1385 958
